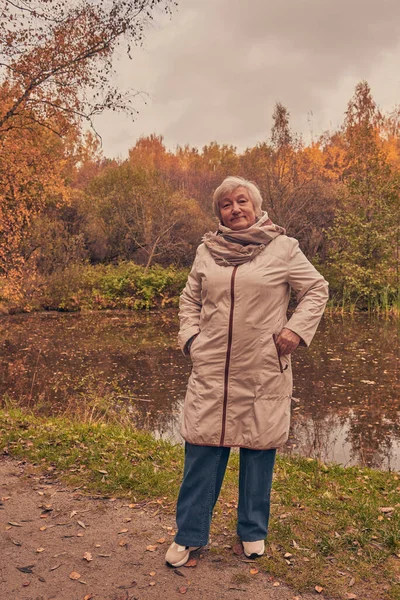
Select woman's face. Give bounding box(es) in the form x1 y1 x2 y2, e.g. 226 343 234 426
218 186 257 230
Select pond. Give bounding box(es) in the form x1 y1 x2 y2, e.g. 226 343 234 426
1 310 399 471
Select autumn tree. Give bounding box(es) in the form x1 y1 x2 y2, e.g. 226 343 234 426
241 103 334 258
326 81 400 308
0 0 175 135
0 0 175 297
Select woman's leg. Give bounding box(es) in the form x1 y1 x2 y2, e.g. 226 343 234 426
237 448 276 542
174 442 230 547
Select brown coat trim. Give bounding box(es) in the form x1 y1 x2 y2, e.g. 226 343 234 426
220 265 238 445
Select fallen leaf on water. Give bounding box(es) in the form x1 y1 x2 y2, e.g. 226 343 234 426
233 543 243 555
184 558 197 568
69 571 81 580
315 585 323 593
146 545 157 552
250 567 259 575
77 521 86 529
178 586 187 594
83 552 92 562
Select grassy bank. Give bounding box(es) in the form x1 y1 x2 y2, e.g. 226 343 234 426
1 260 400 316
0 408 399 599
0 262 189 313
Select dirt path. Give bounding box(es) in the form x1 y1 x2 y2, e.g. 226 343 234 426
0 457 324 600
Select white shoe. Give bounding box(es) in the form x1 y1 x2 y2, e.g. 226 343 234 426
165 542 200 567
242 540 265 558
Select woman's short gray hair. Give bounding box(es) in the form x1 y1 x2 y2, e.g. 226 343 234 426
213 176 263 221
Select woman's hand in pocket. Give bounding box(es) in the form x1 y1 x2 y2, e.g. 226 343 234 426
275 328 301 356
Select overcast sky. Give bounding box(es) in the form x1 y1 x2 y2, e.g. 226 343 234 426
94 0 400 158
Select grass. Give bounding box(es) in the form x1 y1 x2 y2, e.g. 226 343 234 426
1 407 399 599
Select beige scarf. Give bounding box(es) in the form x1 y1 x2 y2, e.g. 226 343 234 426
203 212 285 266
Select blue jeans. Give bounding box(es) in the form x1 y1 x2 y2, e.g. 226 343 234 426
174 442 276 547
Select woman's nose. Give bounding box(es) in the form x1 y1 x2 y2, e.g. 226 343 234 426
231 203 241 214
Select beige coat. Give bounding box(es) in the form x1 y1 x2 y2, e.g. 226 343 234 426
178 235 329 450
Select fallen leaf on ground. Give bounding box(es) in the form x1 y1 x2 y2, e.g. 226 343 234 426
8 521 22 527
17 565 34 574
39 526 47 531
146 545 158 552
11 539 22 546
119 540 128 547
345 594 357 599
178 586 187 594
83 595 94 600
349 577 355 587
98 553 112 557
77 521 86 529
77 533 84 538
50 564 62 571
83 552 92 562
233 543 243 555
149 581 156 586
36 548 45 553
173 570 185 577
149 571 156 576
23 581 30 587
284 552 293 558
118 528 129 534
273 582 280 587
249 567 259 575
70 510 77 518
315 585 323 593
379 507 394 513
184 558 197 568
69 571 81 580
157 537 166 543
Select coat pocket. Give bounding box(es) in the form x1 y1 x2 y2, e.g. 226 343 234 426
272 333 289 373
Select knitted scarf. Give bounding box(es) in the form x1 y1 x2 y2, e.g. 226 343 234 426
203 212 285 267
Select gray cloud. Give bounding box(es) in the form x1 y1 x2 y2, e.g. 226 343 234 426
94 0 400 157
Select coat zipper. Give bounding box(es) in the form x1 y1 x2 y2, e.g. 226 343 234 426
220 265 238 446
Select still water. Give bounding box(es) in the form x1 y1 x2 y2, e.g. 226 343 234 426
1 311 399 471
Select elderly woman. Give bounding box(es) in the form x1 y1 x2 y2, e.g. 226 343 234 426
165 176 329 567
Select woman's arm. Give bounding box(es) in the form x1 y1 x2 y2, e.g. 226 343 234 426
178 250 203 356
280 239 329 350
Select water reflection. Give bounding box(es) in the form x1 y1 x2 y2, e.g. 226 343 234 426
0 311 399 471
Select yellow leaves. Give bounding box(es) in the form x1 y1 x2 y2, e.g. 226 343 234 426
315 585 324 593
